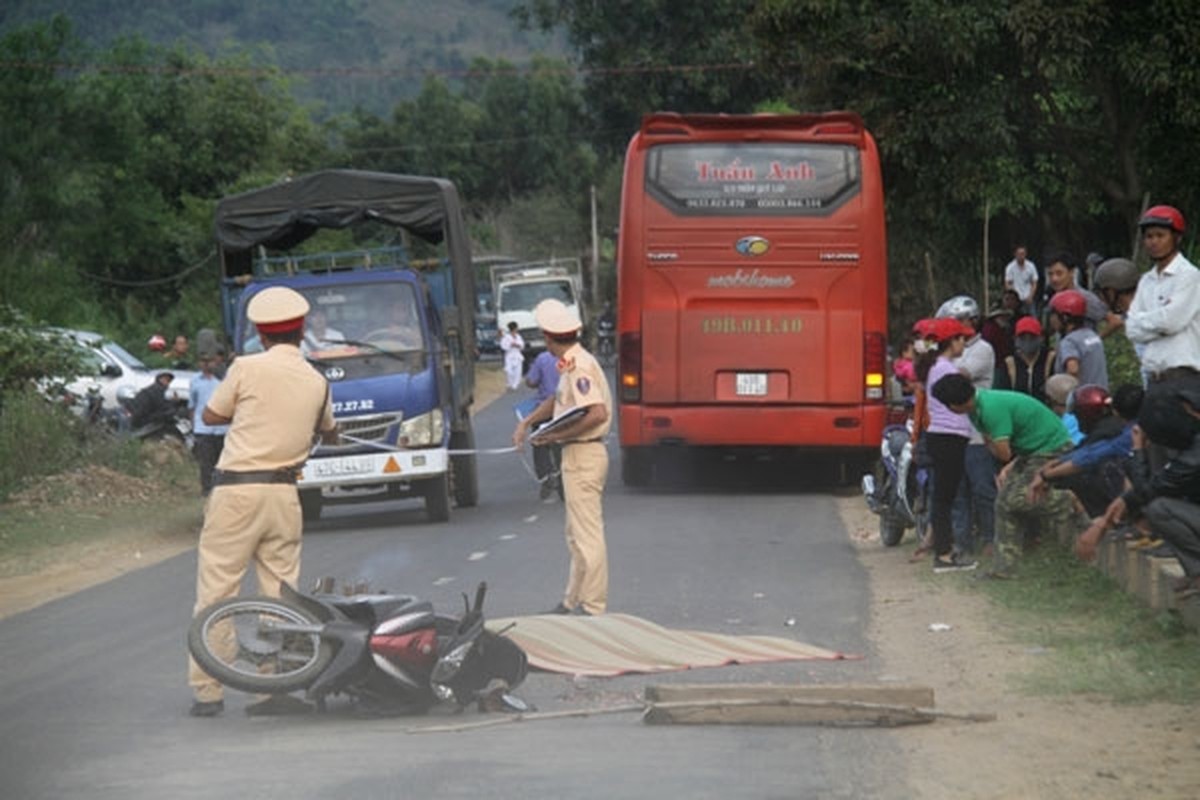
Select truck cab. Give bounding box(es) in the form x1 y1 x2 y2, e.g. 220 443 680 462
490 259 585 361
215 171 479 523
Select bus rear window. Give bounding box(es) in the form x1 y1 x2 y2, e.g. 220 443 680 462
645 143 860 216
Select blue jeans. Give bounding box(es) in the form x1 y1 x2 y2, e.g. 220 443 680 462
952 443 997 554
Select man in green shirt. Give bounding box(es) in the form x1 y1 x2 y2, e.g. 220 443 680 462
932 373 1086 577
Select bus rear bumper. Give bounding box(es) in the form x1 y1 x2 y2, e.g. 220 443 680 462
618 404 887 449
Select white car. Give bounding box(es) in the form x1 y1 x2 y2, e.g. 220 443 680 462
46 329 198 415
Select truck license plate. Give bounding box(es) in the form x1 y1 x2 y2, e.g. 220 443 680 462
736 373 768 396
311 456 375 477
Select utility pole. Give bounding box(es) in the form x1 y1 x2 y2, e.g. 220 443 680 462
590 184 600 306
982 199 991 312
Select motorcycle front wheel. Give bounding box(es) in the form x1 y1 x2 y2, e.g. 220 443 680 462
880 511 907 548
188 596 335 694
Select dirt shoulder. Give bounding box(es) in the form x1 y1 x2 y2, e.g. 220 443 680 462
839 497 1200 800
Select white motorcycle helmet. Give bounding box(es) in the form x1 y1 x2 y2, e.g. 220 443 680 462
935 295 980 323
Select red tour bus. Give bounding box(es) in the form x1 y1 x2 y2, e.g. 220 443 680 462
615 112 888 485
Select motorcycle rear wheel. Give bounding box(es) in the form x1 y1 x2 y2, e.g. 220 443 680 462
188 596 335 694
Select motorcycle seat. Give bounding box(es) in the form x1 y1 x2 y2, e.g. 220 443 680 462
330 594 430 624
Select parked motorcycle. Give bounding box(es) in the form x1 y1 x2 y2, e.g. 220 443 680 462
109 389 192 445
861 404 930 547
188 580 528 715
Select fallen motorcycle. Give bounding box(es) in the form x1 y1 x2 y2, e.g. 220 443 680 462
188 580 528 715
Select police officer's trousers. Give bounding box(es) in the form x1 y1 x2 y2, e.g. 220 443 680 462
561 441 608 614
188 484 303 702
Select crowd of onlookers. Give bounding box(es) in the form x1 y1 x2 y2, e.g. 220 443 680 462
890 205 1200 598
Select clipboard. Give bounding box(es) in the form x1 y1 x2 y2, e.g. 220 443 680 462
529 405 588 442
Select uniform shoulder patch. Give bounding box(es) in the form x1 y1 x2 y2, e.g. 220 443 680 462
576 376 591 395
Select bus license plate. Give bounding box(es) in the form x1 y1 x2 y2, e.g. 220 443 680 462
736 373 768 396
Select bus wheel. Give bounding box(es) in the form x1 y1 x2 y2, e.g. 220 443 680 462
621 447 653 487
299 489 322 522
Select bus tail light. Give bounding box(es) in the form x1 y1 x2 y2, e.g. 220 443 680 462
619 332 642 403
864 332 886 401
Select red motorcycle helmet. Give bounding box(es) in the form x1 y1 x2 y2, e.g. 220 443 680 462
147 333 167 352
1070 384 1110 430
1138 204 1186 234
1049 289 1087 319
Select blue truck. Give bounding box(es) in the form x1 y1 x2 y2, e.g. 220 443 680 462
213 170 479 523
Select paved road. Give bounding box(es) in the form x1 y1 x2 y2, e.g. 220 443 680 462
0 389 904 799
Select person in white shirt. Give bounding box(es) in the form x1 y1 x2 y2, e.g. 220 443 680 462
1125 205 1200 385
500 321 526 391
1125 204 1200 470
1004 246 1039 315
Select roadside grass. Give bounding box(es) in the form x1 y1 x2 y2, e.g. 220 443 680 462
970 543 1200 704
0 388 144 501
0 492 203 578
0 388 204 574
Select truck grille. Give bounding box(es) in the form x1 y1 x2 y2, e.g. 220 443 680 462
324 412 402 454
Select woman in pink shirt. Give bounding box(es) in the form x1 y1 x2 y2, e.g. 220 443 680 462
915 318 978 572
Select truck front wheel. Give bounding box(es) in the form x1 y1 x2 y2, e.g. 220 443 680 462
423 473 451 523
299 489 323 522
450 425 479 508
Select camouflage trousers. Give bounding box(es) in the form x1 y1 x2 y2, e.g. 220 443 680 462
992 450 1086 574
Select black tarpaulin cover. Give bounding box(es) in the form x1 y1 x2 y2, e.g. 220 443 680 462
213 169 470 277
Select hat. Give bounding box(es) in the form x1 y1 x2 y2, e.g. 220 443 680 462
912 318 936 339
533 298 581 335
1014 317 1043 337
248 287 310 334
1045 374 1079 406
930 317 972 343
155 371 175 381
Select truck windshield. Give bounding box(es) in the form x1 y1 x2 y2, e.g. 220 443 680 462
499 280 575 311
240 282 425 358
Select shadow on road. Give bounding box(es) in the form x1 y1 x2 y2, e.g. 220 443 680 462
629 447 866 497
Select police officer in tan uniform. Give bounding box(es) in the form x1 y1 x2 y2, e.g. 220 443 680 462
513 299 612 615
188 287 337 717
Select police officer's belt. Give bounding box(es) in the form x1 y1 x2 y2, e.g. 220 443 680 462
212 468 298 486
565 437 604 445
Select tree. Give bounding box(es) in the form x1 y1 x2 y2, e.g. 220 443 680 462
515 0 776 153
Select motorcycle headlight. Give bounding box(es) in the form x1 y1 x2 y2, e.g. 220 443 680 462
431 639 474 683
398 409 444 448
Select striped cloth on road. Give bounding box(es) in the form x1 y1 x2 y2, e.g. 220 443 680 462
486 613 853 677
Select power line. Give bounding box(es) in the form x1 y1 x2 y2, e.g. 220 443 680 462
79 250 215 287
0 58 769 81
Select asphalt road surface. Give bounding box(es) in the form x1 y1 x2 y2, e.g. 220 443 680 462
0 387 905 799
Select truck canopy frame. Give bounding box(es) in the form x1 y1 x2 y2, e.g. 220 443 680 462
213 168 476 354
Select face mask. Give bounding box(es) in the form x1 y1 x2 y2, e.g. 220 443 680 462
1015 337 1042 356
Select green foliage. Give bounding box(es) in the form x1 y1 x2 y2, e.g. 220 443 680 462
743 0 1200 333
1104 330 1142 391
0 386 144 501
516 0 776 155
0 16 333 349
0 305 86 397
